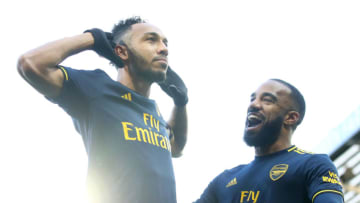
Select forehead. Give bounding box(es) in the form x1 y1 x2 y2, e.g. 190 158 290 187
129 23 166 39
254 80 292 98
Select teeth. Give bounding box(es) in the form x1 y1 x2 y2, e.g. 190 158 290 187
247 114 263 127
248 114 261 121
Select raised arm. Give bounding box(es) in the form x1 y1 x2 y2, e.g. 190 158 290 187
17 28 123 98
17 33 94 97
158 67 188 157
168 105 188 157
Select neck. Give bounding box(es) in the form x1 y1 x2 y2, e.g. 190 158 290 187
117 67 152 97
254 129 293 156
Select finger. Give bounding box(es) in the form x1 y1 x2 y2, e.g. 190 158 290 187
168 85 182 97
105 32 113 40
110 41 116 48
169 85 188 106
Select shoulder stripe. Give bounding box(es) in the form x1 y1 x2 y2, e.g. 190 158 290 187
287 146 313 154
287 146 297 152
312 189 343 202
59 66 69 81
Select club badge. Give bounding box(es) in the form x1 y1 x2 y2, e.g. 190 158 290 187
269 164 288 181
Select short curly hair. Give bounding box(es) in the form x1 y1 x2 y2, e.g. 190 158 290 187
112 16 146 45
270 79 306 129
109 16 146 68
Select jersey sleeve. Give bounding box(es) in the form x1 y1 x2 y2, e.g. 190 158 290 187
194 175 220 203
313 192 344 203
46 65 102 119
305 154 344 202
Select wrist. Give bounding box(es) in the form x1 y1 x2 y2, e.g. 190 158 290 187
81 32 95 49
174 97 188 107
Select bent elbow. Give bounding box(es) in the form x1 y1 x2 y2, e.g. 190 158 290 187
172 151 183 158
17 54 36 78
16 53 63 97
171 142 186 158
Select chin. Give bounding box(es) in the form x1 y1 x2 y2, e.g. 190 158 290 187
243 132 259 147
151 71 166 82
140 67 166 82
243 128 280 147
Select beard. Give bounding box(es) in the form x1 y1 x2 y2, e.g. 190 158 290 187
128 48 166 83
243 116 283 147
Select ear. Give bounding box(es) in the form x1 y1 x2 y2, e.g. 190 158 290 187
284 111 300 126
114 45 129 62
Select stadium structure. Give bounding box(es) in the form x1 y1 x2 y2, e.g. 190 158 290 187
316 106 360 202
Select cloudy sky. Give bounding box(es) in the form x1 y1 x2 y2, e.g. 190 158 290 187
1 0 360 202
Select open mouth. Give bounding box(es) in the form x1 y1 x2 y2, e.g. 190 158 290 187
246 113 264 130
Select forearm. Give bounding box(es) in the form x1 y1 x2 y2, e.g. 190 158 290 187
17 33 94 97
168 105 187 157
19 33 94 72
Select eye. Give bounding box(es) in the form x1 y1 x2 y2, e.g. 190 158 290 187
262 97 274 103
163 40 168 47
147 37 156 42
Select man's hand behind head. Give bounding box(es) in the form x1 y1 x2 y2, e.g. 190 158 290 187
85 28 124 68
158 67 188 106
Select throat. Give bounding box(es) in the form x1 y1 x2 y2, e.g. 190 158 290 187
255 138 292 156
117 68 152 97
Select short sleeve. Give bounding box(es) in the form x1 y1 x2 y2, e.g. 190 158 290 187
46 66 103 119
194 173 223 203
305 154 343 202
314 192 344 203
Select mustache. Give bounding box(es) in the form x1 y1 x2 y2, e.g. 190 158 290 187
246 107 265 121
247 106 260 113
153 56 168 61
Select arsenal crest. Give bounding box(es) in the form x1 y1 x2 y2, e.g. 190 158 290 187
270 164 288 181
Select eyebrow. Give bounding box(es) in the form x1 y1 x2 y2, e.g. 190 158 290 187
250 92 278 101
143 32 168 44
262 92 278 101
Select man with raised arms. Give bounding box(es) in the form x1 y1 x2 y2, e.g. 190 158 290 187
18 17 188 203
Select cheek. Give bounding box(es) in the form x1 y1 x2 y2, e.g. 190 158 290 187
132 49 150 64
264 108 282 121
139 48 155 61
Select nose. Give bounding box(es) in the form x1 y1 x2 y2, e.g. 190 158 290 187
248 98 261 113
158 42 168 56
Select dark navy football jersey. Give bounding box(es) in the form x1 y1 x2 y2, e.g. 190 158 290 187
48 66 176 203
195 146 343 203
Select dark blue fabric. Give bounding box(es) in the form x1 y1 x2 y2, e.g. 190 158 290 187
48 66 176 203
314 192 343 203
195 146 343 203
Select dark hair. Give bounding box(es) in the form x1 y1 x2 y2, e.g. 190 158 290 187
112 16 146 45
270 79 306 129
109 16 146 68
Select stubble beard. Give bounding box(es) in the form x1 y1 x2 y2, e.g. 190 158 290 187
243 116 283 147
128 48 166 83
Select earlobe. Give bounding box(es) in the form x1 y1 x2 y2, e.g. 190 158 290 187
115 45 129 61
284 111 300 126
